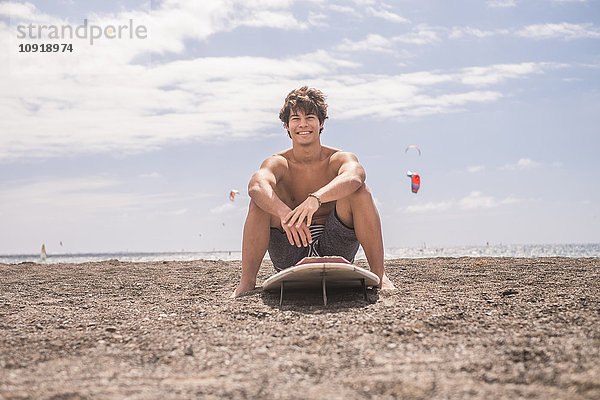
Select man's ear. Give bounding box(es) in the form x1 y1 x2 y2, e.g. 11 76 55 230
284 122 291 138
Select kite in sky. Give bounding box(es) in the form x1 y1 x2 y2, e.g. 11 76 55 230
405 145 421 156
229 189 240 201
405 145 421 193
406 171 420 194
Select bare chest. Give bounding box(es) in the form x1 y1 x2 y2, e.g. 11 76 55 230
277 160 335 207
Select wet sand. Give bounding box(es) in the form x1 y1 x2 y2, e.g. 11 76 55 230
1 257 599 399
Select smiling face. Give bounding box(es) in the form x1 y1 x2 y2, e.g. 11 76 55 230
279 86 328 139
286 109 324 144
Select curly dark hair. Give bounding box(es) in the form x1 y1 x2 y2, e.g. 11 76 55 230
279 86 328 137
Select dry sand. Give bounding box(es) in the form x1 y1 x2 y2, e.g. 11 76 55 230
1 257 599 399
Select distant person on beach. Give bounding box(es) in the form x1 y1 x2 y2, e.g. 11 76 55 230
232 86 395 297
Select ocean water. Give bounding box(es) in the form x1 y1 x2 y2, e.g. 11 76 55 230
383 243 600 259
1 243 598 264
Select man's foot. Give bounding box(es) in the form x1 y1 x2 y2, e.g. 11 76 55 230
231 281 257 298
380 273 396 291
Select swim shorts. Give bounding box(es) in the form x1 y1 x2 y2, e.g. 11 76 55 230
268 209 360 271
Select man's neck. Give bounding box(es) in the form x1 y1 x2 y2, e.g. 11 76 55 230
291 141 322 163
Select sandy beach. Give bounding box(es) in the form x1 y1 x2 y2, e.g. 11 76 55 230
1 257 598 399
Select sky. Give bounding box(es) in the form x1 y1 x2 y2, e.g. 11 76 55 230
1 0 599 255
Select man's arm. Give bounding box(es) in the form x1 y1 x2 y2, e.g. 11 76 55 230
314 151 366 204
248 156 290 219
249 156 313 247
285 152 365 228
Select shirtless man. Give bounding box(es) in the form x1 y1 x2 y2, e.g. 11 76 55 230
232 86 395 297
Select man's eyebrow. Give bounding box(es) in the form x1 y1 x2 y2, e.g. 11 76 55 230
290 113 316 116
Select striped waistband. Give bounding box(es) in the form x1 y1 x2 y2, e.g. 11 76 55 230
308 224 325 257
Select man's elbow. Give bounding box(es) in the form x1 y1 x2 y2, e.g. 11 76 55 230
350 174 365 191
248 182 261 199
352 164 366 188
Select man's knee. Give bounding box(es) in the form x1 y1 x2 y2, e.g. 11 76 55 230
340 183 373 207
353 183 373 200
247 199 281 228
335 183 375 227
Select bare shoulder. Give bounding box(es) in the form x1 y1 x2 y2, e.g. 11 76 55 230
259 151 290 179
326 146 360 164
325 147 364 177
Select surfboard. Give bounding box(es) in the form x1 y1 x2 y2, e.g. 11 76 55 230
262 256 380 306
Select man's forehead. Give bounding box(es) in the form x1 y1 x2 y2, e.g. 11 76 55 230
290 109 317 116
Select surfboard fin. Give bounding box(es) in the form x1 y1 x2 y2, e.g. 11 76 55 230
322 276 327 306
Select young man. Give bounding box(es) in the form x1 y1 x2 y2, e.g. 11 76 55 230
232 86 395 297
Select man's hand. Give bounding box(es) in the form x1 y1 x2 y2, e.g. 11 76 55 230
280 216 312 247
281 195 320 247
284 195 320 227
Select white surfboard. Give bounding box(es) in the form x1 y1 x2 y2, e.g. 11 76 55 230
263 256 380 306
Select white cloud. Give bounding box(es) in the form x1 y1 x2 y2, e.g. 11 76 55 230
350 0 376 5
405 201 452 213
487 0 517 8
0 176 133 210
335 34 395 53
449 27 509 39
517 23 600 40
210 202 236 214
0 2 564 162
135 0 312 56
335 27 440 55
139 172 163 179
0 2 38 19
4 1 309 59
0 48 358 160
459 62 548 86
393 25 440 45
328 80 502 120
0 175 209 215
467 165 485 173
501 158 543 170
169 208 189 216
328 4 361 17
450 23 599 41
457 191 520 210
233 10 306 30
307 11 328 27
0 58 551 160
404 191 520 213
366 6 409 24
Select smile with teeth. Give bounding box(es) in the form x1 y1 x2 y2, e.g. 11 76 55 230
297 131 311 135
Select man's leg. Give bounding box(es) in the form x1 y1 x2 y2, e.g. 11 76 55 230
232 199 272 297
335 184 395 290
